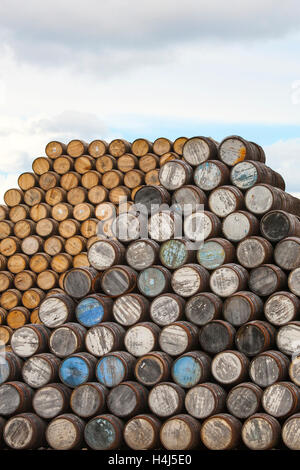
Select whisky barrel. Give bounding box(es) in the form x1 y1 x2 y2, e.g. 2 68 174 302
249 264 287 296
38 293 75 328
218 135 261 166
63 266 99 298
197 238 235 270
125 239 159 271
73 202 94 221
81 218 101 238
43 236 64 256
18 172 39 190
199 320 236 354
49 323 87 357
137 266 171 297
36 218 58 238
0 204 9 220
0 325 13 346
11 324 50 358
211 350 249 385
160 414 201 450
45 187 67 206
0 236 20 256
172 185 207 214
124 414 161 450
171 264 210 297
201 413 242 450
22 353 61 388
148 382 185 418
76 295 113 327
0 221 13 240
277 322 300 355
65 235 86 255
29 253 51 273
223 291 263 326
261 210 300 242
59 352 97 388
264 291 300 325
144 170 160 185
32 156 52 175
14 220 35 239
96 351 135 388
84 414 124 450
67 187 87 205
9 204 30 222
70 383 108 418
107 381 148 418
288 268 300 296
131 138 152 157
242 413 281 450
1 289 22 309
182 137 218 165
74 155 95 174
185 292 222 326
108 139 131 157
282 414 300 450
4 188 24 207
85 323 125 357
24 188 45 207
159 160 192 190
81 170 101 189
95 155 116 173
235 321 275 357
109 186 131 204
250 350 289 387
60 172 81 191
134 352 173 386
226 382 263 419
237 236 273 268
159 239 194 270
51 202 73 221
159 322 199 356
222 210 259 242
30 309 42 324
33 383 71 419
0 381 34 415
184 211 221 241
245 184 298 216
101 265 137 297
58 219 80 238
148 211 181 242
173 137 188 155
14 271 36 291
73 253 89 267
139 154 159 172
113 294 149 326
45 141 66 158
153 137 173 156
90 200 114 222
52 155 74 174
194 160 230 191
51 253 73 273
4 413 46 449
124 322 161 357
209 263 248 297
185 382 226 419
21 236 43 256
39 171 60 191
88 139 108 157
150 294 185 326
275 236 300 270
88 239 125 270
46 413 85 450
0 351 23 384
171 351 211 388
231 161 280 190
6 306 30 329
262 381 300 418
0 307 7 325
29 203 52 221
124 169 144 189
102 170 124 189
134 185 171 212
209 186 244 218
67 139 88 157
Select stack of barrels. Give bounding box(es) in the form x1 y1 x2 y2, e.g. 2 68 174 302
2 134 300 450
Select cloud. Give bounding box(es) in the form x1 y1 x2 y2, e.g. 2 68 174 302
265 138 300 193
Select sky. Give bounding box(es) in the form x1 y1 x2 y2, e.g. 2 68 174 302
0 0 300 200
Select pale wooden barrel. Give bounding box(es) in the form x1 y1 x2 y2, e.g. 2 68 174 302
36 270 59 291
260 210 300 242
81 170 101 189
223 291 263 326
148 211 182 242
85 323 125 357
209 186 244 218
201 413 242 450
30 203 52 221
51 202 73 221
38 293 75 328
124 414 161 450
134 185 171 212
0 204 9 220
194 160 229 191
14 271 37 291
39 171 60 191
88 139 108 157
70 383 108 418
197 238 235 270
262 381 300 418
250 350 289 387
0 271 14 292
96 351 136 388
131 138 153 157
49 322 87 357
222 210 259 242
159 160 192 190
74 155 95 174
45 187 67 206
107 381 148 418
4 188 24 207
65 235 86 255
58 218 80 238
9 204 29 222
108 139 131 157
249 264 287 296
211 350 249 385
148 382 185 418
0 236 20 256
59 352 97 388
84 414 124 450
288 268 300 296
134 352 173 386
242 413 281 450
153 137 173 156
275 236 300 270
159 239 195 270
0 351 23 384
124 322 161 357
0 325 13 346
235 321 275 357
33 383 71 419
185 382 226 419
185 292 222 325
199 320 236 354
95 155 117 174
137 266 171 297
110 212 141 242
32 156 53 175
159 321 199 356
52 155 74 174
277 322 300 356
226 382 263 419
113 293 149 326
184 210 221 241
150 293 185 326
21 235 43 256
210 263 248 297
171 264 210 297
182 136 218 165
24 188 45 207
264 291 300 326
21 353 61 388
288 353 300 386
124 169 144 189
218 135 262 166
171 351 211 388
245 184 297 215
63 266 99 298
67 139 88 157
46 413 85 450
237 236 273 268
11 324 50 358
230 160 275 190
4 413 46 449
45 140 66 158
160 414 201 450
0 381 34 415
88 239 125 270
139 154 159 173
102 169 124 189
8 253 29 273
76 294 113 327
171 185 207 214
101 265 137 297
282 413 300 450
126 239 159 271
73 202 95 221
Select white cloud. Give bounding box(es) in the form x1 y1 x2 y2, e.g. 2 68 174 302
265 138 300 193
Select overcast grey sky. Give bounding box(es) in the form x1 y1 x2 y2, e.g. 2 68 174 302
0 0 300 198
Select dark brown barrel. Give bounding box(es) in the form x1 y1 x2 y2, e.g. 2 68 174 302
160 414 201 450
159 321 199 356
288 268 300 296
211 350 249 386
282 413 300 450
0 236 20 256
171 351 211 388
194 160 229 190
137 266 171 298
275 236 300 270
223 291 263 326
171 264 209 297
4 188 24 207
159 159 193 190
277 322 300 356
182 136 218 165
197 238 235 270
84 414 124 450
262 381 300 418
46 413 85 450
134 352 173 386
201 413 242 450
150 293 185 326
184 211 222 241
210 263 248 297
51 202 73 221
10 324 50 358
249 264 287 296
226 382 263 419
0 351 23 384
264 291 300 326
49 322 87 357
242 413 281 450
134 185 171 213
22 353 61 388
199 320 236 354
88 239 125 270
38 293 75 328
124 414 161 450
96 351 136 388
70 382 108 418
4 413 46 449
148 211 182 242
260 210 300 242
85 323 125 357
0 381 33 416
153 137 172 156
76 294 113 327
113 293 149 326
9 204 30 222
33 383 71 419
237 236 273 269
148 382 184 418
171 185 207 214
107 381 148 418
222 210 259 242
250 350 289 387
126 239 159 271
209 185 244 218
159 239 195 270
63 266 99 299
124 322 161 357
218 135 262 166
14 271 37 291
185 382 226 419
235 321 275 357
185 292 222 326
101 265 137 297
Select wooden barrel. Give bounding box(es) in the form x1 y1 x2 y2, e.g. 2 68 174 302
51 253 73 273
22 353 61 388
84 414 124 450
43 236 64 257
0 325 13 346
134 185 171 212
113 294 149 326
153 137 172 156
124 322 161 357
249 264 287 296
38 171 60 191
0 221 13 241
124 414 161 450
159 160 192 190
126 239 159 271
59 352 97 388
22 288 45 309
11 324 50 358
197 238 235 270
23 188 45 207
51 202 73 221
139 154 159 172
260 210 300 242
159 239 195 270
67 187 87 206
21 236 43 256
264 291 300 326
63 266 99 299
28 253 51 273
250 350 289 387
226 382 263 419
4 188 24 207
185 382 226 419
81 170 101 189
124 169 144 189
52 155 74 174
38 293 75 328
182 137 218 165
201 413 242 450
0 236 20 256
231 161 278 190
102 170 124 190
171 264 210 297
96 351 136 388
45 187 67 206
218 135 261 166
88 139 108 157
160 414 201 450
222 210 259 242
46 413 85 450
245 184 298 216
9 204 30 222
30 203 52 222
0 381 34 416
148 211 181 242
236 236 273 269
65 235 86 255
67 139 88 157
73 202 94 222
282 413 300 450
288 268 300 296
148 382 185 418
171 351 211 388
7 307 30 329
32 156 52 175
288 353 300 386
85 323 125 357
159 321 199 356
275 236 300 270
108 139 131 157
173 137 187 155
277 322 300 356
70 382 108 418
33 383 71 419
137 266 171 297
194 160 229 190
45 141 66 158
171 185 207 214
17 170 38 190
4 413 46 449
96 155 117 174
223 291 264 326
184 211 221 241
262 381 300 418
235 321 275 357
185 293 222 326
211 350 249 385
88 239 125 270
199 320 236 354
101 265 137 297
131 138 152 157
76 294 113 327
0 351 23 384
134 352 173 386
0 289 22 309
209 263 248 297
0 307 7 325
242 413 281 450
14 220 36 240
35 218 58 237
49 322 87 357
150 293 185 326
74 155 95 174
14 271 37 291
81 218 101 238
107 381 148 418
0 204 9 220
209 186 244 218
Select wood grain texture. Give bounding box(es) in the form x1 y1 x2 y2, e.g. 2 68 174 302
242 414 281 450
148 382 185 417
185 382 226 419
33 383 71 419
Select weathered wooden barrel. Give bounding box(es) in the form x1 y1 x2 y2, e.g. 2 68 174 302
171 351 211 388
8 253 30 273
96 351 135 388
36 270 59 290
66 139 88 158
134 185 171 213
199 320 236 354
21 236 43 256
84 414 124 450
45 140 66 158
237 236 273 269
88 139 108 157
102 169 124 189
222 211 259 244
211 350 249 386
262 381 300 418
282 413 300 450
58 218 80 238
242 413 281 450
65 235 86 255
45 187 67 206
108 139 131 157
288 268 300 296
218 135 263 166
159 239 194 270
200 413 242 450
261 210 300 242
22 288 45 309
148 382 185 418
59 352 97 388
131 138 153 157
73 202 95 222
49 323 87 357
38 293 75 328
245 184 300 216
160 414 201 450
124 322 161 357
4 188 24 207
249 264 287 296
0 381 34 415
148 210 181 242
124 414 161 450
85 323 125 357
9 204 30 222
63 266 99 298
88 239 125 270
144 170 160 186
274 236 300 270
52 155 73 175
277 322 300 356
185 382 226 419
107 381 148 418
76 294 113 327
113 294 149 326
264 291 300 326
0 325 13 346
235 321 275 357
185 292 222 326
134 352 173 386
101 265 137 297
124 169 144 189
0 204 9 220
24 188 45 207
51 202 73 221
70 382 108 418
11 324 50 358
0 271 14 292
194 160 229 191
22 353 61 388
197 238 235 270
226 382 263 419
159 160 193 190
4 413 46 449
209 186 244 218
150 293 185 326
6 307 30 329
171 264 210 297
46 413 85 450
153 137 173 156
230 160 281 190
209 263 248 297
125 239 159 271
182 137 218 165
81 170 101 189
159 321 199 356
0 351 23 384
171 185 207 214
288 353 300 385
0 289 22 310
0 236 20 256
51 253 73 273
30 203 52 222
139 153 159 172
137 266 171 297
249 350 289 387
0 220 14 240
184 211 221 242
73 155 95 174
96 155 116 174
32 156 53 175
32 383 71 419
223 291 263 326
